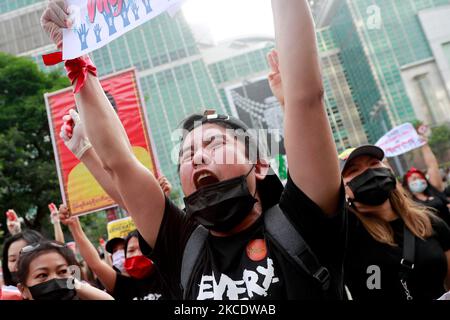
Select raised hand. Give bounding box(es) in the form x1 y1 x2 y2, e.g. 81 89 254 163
158 176 172 197
94 24 102 43
5 209 21 235
48 203 60 224
267 50 284 109
76 23 89 50
141 0 153 14
131 0 140 20
58 204 80 229
40 0 70 48
60 109 92 159
120 0 131 27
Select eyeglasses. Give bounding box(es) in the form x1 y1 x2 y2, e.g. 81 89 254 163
19 242 66 256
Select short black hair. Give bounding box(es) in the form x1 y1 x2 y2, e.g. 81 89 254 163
124 230 140 258
176 112 263 172
1 230 44 286
16 240 79 286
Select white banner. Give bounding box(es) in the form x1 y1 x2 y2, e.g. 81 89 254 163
375 122 426 157
63 0 184 60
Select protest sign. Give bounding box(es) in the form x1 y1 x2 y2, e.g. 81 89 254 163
375 123 426 157
63 0 185 59
107 216 136 240
45 68 159 216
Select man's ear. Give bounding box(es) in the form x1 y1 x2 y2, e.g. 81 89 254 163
255 158 270 181
18 283 32 300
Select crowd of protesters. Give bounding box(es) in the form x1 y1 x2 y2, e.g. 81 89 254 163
1 0 450 301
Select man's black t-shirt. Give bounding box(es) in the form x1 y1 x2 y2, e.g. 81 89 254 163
112 272 164 300
139 175 346 300
345 213 450 300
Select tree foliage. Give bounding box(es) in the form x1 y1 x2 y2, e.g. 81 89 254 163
0 52 70 240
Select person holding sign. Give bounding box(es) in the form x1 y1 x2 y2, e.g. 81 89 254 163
41 0 346 300
58 205 165 300
402 134 450 226
16 240 113 300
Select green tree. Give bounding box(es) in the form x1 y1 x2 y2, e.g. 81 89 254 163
0 52 70 240
428 124 450 163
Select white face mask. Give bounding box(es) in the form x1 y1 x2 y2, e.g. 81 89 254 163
408 179 428 194
112 249 125 273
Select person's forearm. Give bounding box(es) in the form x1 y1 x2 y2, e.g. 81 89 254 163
74 74 134 173
75 280 114 300
80 148 128 210
69 222 105 270
53 221 65 243
272 0 323 105
421 143 444 191
270 0 341 215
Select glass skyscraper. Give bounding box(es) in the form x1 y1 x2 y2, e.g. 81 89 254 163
317 0 450 143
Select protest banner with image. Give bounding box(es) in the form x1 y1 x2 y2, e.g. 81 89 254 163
45 68 159 216
63 0 185 59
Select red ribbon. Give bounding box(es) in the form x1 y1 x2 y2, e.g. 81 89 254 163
42 51 97 93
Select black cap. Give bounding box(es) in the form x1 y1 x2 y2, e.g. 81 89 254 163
105 237 125 254
339 145 385 174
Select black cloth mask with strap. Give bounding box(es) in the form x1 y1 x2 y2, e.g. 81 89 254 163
184 165 257 233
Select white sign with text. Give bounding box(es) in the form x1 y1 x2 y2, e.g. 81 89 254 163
63 0 184 59
375 123 426 157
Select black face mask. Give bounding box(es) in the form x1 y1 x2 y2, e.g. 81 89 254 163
347 167 397 206
28 278 77 300
10 271 19 286
184 166 257 232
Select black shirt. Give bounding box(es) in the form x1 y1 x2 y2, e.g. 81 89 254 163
112 272 164 300
413 188 450 226
139 175 346 300
345 213 450 300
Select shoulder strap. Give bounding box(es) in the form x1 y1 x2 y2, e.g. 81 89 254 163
181 225 208 299
399 225 415 300
400 225 415 278
264 205 330 291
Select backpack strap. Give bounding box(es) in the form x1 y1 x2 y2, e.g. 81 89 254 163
180 205 331 299
264 204 330 291
181 225 209 299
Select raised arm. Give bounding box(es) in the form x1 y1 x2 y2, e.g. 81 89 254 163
49 203 65 243
271 0 341 215
59 205 117 293
41 1 165 248
61 110 128 210
75 75 165 248
420 137 445 192
74 279 114 300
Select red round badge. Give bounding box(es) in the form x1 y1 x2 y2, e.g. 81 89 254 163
246 239 267 262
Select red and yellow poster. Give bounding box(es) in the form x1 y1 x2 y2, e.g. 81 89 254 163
44 68 159 216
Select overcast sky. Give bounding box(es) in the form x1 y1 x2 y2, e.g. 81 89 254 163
182 0 275 43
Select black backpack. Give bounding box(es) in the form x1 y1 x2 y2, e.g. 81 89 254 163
180 204 332 299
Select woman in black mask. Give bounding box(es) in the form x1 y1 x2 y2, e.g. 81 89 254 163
1 230 44 297
16 240 113 300
340 145 450 300
58 205 165 300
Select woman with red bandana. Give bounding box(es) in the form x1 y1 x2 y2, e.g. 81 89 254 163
58 205 165 300
402 138 450 226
